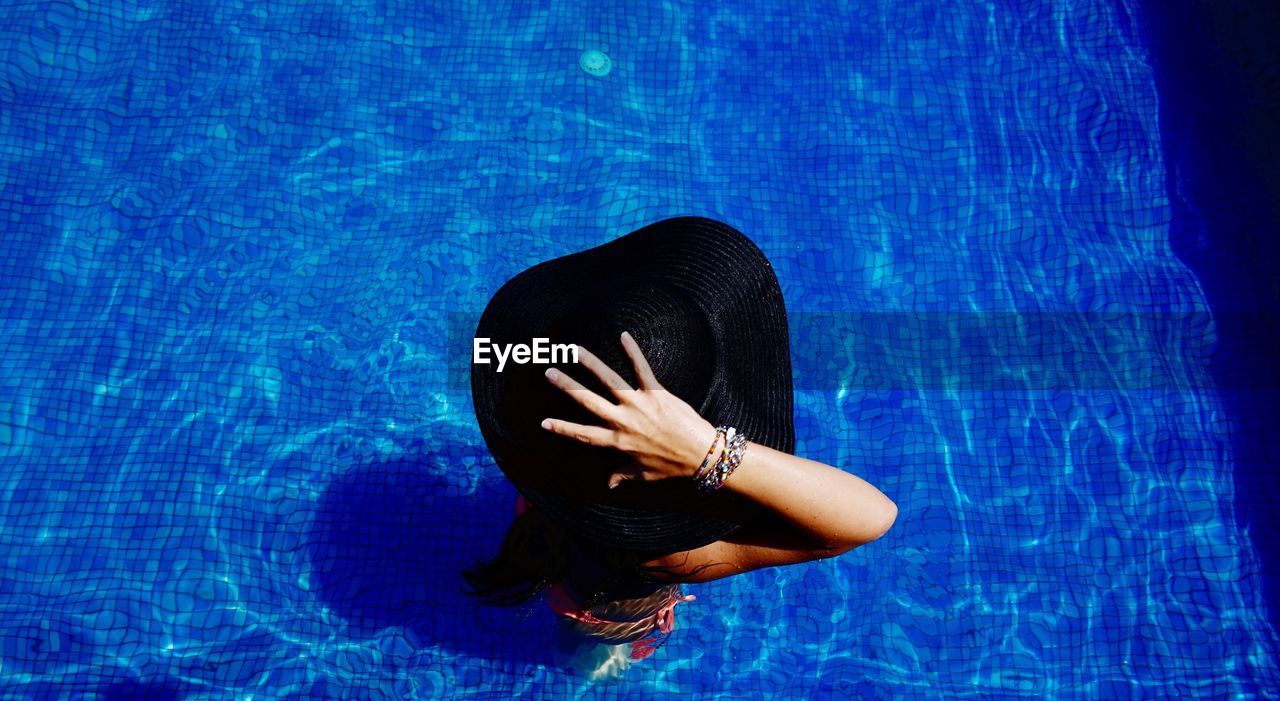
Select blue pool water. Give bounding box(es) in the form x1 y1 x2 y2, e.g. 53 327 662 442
2 0 1278 698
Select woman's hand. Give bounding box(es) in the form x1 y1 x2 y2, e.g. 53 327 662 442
540 331 719 489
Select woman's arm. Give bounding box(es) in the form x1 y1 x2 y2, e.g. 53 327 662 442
717 439 898 552
641 513 859 584
539 332 898 580
636 443 897 583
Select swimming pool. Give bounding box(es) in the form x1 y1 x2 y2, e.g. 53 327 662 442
2 0 1278 698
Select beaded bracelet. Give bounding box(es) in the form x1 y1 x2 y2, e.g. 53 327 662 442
709 430 747 491
691 426 727 483
695 426 748 492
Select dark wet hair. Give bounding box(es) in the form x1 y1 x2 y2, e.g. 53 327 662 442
461 505 723 610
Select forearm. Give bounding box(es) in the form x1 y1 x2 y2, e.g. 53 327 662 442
718 441 898 551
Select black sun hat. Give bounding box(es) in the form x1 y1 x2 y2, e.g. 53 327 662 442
471 216 795 552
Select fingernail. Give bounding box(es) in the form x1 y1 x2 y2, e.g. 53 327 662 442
545 367 558 381
540 419 552 430
621 331 631 342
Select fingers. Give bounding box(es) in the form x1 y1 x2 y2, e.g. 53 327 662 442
544 366 619 422
606 460 644 489
573 345 635 398
540 417 615 448
619 331 661 390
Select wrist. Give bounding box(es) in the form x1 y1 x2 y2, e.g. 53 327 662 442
686 422 722 479
693 428 749 493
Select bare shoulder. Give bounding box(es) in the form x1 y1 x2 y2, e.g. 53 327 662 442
640 511 847 584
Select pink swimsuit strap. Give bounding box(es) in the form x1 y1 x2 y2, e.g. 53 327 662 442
544 579 697 629
514 492 696 660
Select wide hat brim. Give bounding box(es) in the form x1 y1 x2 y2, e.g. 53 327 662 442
471 216 795 552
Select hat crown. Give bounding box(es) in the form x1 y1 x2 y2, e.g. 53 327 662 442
494 280 714 490
471 216 794 551
551 279 714 404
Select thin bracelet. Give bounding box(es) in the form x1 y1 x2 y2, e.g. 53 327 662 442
691 427 726 483
711 427 742 488
696 427 747 492
714 431 748 490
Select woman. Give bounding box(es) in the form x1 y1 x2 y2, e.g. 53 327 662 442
463 216 898 668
